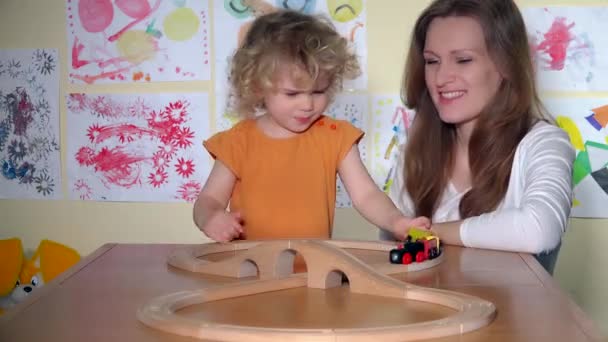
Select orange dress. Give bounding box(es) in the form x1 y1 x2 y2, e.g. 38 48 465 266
204 115 363 240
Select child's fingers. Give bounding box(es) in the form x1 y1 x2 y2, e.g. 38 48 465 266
230 212 244 233
411 216 431 229
207 212 243 242
220 227 237 242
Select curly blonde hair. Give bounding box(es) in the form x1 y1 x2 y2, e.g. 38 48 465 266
229 10 360 116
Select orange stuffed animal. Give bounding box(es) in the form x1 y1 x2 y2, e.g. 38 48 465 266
0 239 80 314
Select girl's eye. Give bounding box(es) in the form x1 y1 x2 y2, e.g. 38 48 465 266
313 90 326 95
457 58 472 64
285 92 298 97
424 59 438 65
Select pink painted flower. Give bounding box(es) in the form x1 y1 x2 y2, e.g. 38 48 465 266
148 169 168 188
152 151 170 170
128 97 151 118
74 179 92 200
146 110 168 129
75 146 95 166
91 96 123 119
157 143 177 159
67 93 88 113
164 100 189 124
176 181 202 202
86 124 103 143
175 157 195 178
174 126 194 148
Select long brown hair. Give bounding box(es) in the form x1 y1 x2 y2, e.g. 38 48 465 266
401 0 546 218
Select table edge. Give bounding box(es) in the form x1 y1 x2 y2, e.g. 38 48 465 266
520 252 604 341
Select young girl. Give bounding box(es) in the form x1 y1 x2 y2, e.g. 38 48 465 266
194 10 429 243
387 0 575 273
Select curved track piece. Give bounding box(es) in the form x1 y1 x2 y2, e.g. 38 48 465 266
167 239 442 277
138 240 496 341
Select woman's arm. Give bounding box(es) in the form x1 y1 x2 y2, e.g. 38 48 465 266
457 124 575 254
430 221 464 245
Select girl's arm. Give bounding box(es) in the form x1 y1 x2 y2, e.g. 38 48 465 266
443 125 575 254
338 145 429 240
193 160 243 242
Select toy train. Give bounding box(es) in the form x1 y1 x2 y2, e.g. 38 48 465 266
389 228 441 264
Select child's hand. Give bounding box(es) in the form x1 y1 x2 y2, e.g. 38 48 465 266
201 211 243 242
390 215 431 240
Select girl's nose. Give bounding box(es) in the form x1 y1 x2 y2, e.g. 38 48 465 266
300 94 314 111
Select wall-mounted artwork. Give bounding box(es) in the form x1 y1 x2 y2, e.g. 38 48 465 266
66 93 211 202
67 0 210 84
369 94 414 192
523 7 608 91
0 49 61 199
544 97 608 218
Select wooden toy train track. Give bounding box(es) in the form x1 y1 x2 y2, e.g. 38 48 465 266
138 240 496 341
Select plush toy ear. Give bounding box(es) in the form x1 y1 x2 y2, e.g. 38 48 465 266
0 238 23 296
38 240 80 282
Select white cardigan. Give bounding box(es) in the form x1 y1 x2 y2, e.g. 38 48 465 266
387 121 575 254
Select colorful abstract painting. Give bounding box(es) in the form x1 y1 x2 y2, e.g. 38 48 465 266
67 0 210 84
67 93 211 202
544 97 608 218
523 7 608 91
214 0 368 113
369 94 414 192
0 49 61 200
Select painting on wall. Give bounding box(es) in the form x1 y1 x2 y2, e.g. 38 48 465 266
67 0 211 84
544 97 608 218
523 6 608 91
213 0 368 117
66 93 211 202
0 49 61 199
369 94 414 192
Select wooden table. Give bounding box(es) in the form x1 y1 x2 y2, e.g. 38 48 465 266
0 243 603 341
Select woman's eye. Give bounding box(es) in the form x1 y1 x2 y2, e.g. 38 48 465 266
424 59 438 65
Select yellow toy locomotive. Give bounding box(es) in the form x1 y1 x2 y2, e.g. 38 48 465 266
389 228 441 264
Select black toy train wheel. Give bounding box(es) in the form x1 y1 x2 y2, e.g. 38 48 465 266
389 249 403 264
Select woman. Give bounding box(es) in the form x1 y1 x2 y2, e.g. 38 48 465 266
386 0 575 273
